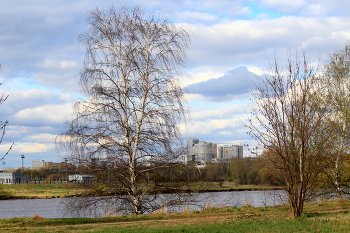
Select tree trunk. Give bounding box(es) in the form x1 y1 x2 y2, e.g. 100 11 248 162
288 187 304 218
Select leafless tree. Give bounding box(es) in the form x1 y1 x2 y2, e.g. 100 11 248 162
245 52 334 218
57 6 190 215
0 65 13 161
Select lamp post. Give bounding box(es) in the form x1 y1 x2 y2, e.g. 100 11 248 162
65 158 68 181
21 154 25 173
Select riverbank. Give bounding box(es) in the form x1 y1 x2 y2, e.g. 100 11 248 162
0 183 86 199
0 182 281 199
1 199 349 233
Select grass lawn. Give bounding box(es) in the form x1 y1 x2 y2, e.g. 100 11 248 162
0 199 349 232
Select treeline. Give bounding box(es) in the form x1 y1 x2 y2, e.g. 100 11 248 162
79 157 278 186
8 153 350 189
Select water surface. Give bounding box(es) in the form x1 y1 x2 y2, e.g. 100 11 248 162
0 190 286 219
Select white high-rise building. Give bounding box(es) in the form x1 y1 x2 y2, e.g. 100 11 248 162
217 144 243 159
186 138 243 163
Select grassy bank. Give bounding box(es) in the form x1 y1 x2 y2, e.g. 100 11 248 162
0 182 280 199
0 183 86 199
0 199 349 232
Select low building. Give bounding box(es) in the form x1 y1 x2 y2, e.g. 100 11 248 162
0 173 27 184
69 174 95 183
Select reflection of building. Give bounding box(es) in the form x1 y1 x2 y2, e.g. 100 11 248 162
0 173 27 184
187 138 243 164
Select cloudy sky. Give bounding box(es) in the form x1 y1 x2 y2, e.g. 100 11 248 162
1 0 349 168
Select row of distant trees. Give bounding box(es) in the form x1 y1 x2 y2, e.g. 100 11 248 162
5 152 350 194
58 157 267 185
74 155 350 190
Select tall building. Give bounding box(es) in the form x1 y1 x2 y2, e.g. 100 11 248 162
186 138 243 163
217 144 243 159
187 138 199 160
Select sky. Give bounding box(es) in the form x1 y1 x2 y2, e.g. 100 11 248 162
1 0 350 168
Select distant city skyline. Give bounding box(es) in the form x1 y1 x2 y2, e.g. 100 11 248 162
187 138 243 163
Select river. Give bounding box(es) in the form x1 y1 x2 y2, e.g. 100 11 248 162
0 190 287 219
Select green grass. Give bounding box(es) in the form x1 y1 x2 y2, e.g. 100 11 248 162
92 214 350 233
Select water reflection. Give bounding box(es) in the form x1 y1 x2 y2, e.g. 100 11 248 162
0 190 287 219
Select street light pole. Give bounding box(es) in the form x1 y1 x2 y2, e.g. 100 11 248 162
65 158 68 181
21 155 25 173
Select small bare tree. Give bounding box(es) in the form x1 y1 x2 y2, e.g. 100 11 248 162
57 6 190 216
245 52 333 218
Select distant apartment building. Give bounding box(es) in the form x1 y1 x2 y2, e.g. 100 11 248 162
32 160 72 171
187 138 243 163
217 144 243 159
44 161 72 171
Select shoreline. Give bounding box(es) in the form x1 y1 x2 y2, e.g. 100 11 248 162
2 187 283 200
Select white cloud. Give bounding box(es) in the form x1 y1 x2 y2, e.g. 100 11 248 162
186 66 258 102
0 142 54 154
179 11 219 23
190 16 350 65
19 143 55 153
12 102 73 126
191 105 246 121
42 59 79 69
23 133 57 144
183 69 225 86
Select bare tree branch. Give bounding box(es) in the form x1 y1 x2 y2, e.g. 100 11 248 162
0 65 13 161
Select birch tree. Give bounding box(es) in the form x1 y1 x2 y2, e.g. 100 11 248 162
57 6 190 216
322 44 350 198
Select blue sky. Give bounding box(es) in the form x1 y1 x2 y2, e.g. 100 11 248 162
1 0 350 168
